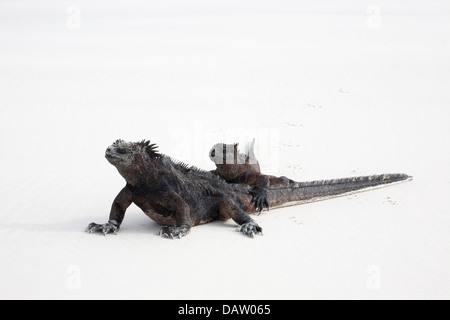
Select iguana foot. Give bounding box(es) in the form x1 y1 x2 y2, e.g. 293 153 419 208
238 221 263 238
159 225 191 239
85 220 119 236
250 187 269 214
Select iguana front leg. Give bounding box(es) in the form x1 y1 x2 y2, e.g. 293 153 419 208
250 175 270 214
86 186 132 235
219 198 263 238
158 190 192 239
250 175 292 213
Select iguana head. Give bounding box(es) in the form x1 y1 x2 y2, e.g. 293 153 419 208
209 139 260 182
105 139 159 184
209 142 237 165
209 139 257 165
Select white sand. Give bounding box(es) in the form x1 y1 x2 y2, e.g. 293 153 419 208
1 0 449 299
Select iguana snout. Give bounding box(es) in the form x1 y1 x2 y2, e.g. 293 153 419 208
105 144 130 165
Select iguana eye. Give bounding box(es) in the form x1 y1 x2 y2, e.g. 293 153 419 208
210 149 215 158
117 148 127 154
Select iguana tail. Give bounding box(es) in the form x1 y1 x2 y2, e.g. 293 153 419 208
266 173 412 209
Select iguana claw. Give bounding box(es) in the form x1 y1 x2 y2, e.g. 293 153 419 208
238 221 263 238
159 226 191 239
86 220 119 236
250 187 269 214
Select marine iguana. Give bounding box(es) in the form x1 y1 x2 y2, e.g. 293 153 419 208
86 139 412 239
209 140 296 212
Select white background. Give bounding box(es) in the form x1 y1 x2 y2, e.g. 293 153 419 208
0 0 449 299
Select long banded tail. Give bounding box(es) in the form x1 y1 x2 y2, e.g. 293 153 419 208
267 173 412 209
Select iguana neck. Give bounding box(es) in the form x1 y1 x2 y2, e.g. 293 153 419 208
215 162 261 183
116 155 158 187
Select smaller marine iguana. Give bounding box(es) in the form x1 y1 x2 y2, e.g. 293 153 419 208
209 140 295 212
86 139 412 239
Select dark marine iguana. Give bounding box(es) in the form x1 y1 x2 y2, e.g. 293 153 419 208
86 139 412 239
209 140 296 212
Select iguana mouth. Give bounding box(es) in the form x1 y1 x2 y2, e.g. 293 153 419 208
105 150 121 160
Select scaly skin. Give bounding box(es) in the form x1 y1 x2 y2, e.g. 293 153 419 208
86 139 412 239
209 140 297 212
86 140 262 239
